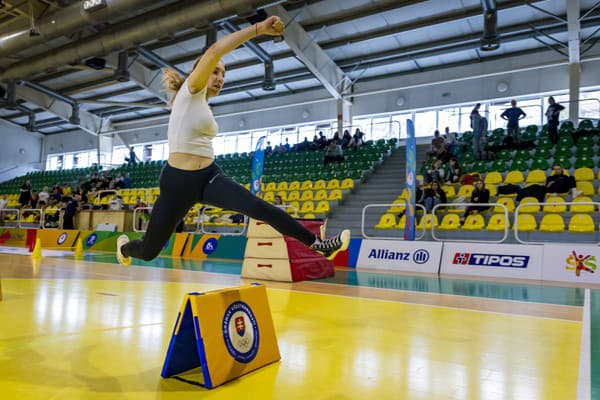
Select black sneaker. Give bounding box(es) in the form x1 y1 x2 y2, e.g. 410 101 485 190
311 229 350 260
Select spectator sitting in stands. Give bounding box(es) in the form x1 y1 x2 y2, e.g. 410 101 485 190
114 173 124 189
461 179 490 223
349 128 364 151
265 141 273 155
123 173 131 188
274 195 283 207
312 135 320 150
500 99 526 143
296 137 311 152
109 195 124 210
324 139 344 166
38 186 50 207
44 200 65 228
428 130 446 160
424 181 447 213
445 157 461 184
426 159 445 184
134 196 149 230
444 126 456 156
29 190 39 209
546 164 583 198
341 129 352 148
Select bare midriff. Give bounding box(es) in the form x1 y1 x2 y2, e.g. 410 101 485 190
168 152 213 170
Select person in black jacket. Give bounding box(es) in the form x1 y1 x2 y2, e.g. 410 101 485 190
545 96 565 145
424 181 447 213
462 179 490 222
546 164 582 198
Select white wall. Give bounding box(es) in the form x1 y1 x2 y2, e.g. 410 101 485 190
0 119 43 181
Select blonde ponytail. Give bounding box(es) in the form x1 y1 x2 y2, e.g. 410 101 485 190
162 67 186 106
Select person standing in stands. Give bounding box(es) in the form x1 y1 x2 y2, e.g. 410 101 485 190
116 16 350 266
126 146 140 165
18 179 31 209
470 103 484 160
62 193 81 229
500 100 526 143
545 96 565 145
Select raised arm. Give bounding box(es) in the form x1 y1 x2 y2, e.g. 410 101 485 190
188 16 284 93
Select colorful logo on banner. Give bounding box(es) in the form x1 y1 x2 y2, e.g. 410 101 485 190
404 119 416 240
203 238 218 255
565 251 597 276
251 136 266 195
57 233 68 245
453 252 529 268
86 233 98 247
222 301 260 364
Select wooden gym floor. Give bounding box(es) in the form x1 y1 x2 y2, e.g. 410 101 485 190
0 248 595 400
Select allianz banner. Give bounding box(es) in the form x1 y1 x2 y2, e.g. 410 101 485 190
542 244 600 284
356 240 442 273
441 242 543 280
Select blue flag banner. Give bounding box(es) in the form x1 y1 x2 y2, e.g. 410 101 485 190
251 136 267 195
404 120 416 240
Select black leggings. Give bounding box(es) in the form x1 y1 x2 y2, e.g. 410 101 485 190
122 162 317 261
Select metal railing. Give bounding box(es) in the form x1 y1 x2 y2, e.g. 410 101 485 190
18 208 42 228
132 207 152 232
41 207 64 229
0 208 20 227
197 206 247 236
361 203 427 240
514 200 600 245
431 202 509 243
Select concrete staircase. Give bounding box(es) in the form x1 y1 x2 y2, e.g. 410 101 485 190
326 144 430 237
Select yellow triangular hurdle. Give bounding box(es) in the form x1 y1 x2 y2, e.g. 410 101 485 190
161 283 280 389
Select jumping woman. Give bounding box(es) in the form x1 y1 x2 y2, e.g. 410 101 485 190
117 16 350 266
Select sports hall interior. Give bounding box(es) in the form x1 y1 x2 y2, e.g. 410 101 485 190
0 1 600 399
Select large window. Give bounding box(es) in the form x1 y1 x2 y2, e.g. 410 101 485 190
391 114 412 139
414 110 437 137
438 107 460 133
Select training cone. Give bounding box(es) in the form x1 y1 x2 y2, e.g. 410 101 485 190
74 238 84 259
31 238 42 259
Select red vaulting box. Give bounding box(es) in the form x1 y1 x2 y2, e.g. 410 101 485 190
242 219 334 282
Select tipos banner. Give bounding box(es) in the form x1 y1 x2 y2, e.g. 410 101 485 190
161 283 280 388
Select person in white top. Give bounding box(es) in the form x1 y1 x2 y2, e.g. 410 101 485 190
38 186 50 206
116 16 349 266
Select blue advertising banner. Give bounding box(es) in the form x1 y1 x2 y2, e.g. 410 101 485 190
251 136 266 195
404 119 416 240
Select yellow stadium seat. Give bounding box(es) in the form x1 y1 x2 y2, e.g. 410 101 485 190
575 167 594 182
516 214 537 232
287 201 300 215
276 181 288 191
315 200 330 214
487 213 510 232
543 196 566 213
300 180 313 191
328 189 342 201
388 199 406 213
151 188 160 195
571 196 594 213
314 179 327 190
375 213 397 229
416 214 438 230
314 190 328 201
494 197 515 213
300 190 314 201
303 213 316 219
568 214 595 233
288 181 301 191
577 181 594 196
341 178 354 190
263 191 275 202
327 179 340 190
265 182 277 191
441 185 456 199
484 171 503 185
396 214 407 229
539 214 565 232
287 191 300 202
276 191 287 201
300 201 315 214
505 170 524 185
462 214 485 231
525 169 547 185
457 184 474 199
519 197 540 213
487 184 497 197
438 214 461 230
